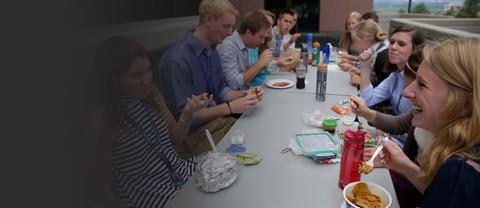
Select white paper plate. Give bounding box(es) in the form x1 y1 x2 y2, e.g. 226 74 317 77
265 79 294 89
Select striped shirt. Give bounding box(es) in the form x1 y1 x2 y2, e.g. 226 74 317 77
112 97 196 208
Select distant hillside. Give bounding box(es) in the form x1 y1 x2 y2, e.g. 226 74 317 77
374 0 463 13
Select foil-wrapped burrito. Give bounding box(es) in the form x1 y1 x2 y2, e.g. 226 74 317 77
195 151 237 192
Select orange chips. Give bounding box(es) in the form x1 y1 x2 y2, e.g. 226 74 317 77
347 182 385 208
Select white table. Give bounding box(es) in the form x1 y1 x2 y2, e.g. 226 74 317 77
264 64 357 96
169 91 400 208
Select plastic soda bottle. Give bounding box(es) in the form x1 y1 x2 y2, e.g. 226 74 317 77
322 43 330 64
296 59 306 89
306 33 313 64
312 41 321 66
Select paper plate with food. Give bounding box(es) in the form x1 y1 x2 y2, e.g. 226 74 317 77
265 78 294 89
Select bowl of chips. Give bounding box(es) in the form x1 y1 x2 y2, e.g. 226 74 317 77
343 181 392 208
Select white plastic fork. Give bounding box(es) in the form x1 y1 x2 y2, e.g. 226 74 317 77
366 136 389 167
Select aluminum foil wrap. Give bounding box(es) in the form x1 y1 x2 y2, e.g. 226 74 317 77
195 151 237 192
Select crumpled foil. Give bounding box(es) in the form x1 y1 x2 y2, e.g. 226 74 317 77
195 151 237 192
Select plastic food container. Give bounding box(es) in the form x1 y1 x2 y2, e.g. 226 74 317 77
295 132 340 155
322 119 338 133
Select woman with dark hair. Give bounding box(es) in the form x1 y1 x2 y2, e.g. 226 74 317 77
358 25 425 146
93 36 211 208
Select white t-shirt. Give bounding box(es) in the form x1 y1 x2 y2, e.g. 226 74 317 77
281 32 294 51
414 128 433 162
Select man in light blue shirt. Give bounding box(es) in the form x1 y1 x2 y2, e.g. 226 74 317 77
217 11 272 90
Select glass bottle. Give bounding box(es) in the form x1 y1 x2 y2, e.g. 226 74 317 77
338 129 366 189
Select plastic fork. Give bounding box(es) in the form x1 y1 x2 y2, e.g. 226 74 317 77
366 136 389 167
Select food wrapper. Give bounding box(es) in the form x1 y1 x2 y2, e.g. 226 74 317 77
195 151 237 192
302 110 338 128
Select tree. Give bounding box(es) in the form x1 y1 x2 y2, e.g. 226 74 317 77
412 3 430 14
399 8 406 14
446 7 457 16
456 0 480 18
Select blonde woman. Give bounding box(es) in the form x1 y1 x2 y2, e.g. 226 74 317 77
346 20 390 87
381 38 480 207
338 11 361 55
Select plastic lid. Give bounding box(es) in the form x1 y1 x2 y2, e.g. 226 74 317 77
295 132 339 155
323 119 337 129
225 144 246 153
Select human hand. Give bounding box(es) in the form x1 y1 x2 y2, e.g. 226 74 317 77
381 139 416 174
349 71 361 85
364 146 387 168
248 86 264 101
350 95 375 122
257 49 273 67
291 33 301 42
180 93 212 122
184 93 212 113
359 48 374 66
229 93 259 113
337 59 354 72
338 51 358 62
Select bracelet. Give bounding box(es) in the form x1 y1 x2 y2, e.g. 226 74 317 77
226 102 232 115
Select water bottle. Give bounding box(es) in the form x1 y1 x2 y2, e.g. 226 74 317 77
306 33 313 64
338 129 366 190
312 41 321 66
327 43 334 62
296 59 306 89
316 64 327 101
322 43 330 64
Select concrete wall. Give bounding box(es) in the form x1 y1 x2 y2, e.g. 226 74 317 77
378 12 450 34
389 18 480 40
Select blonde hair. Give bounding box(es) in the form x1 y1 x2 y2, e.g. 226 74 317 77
339 11 361 50
355 20 387 42
419 38 480 186
198 0 238 24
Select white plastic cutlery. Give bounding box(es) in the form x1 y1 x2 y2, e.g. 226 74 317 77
205 129 217 153
366 136 389 167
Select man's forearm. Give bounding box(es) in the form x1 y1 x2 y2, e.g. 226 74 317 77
195 103 230 124
223 90 245 102
243 62 264 85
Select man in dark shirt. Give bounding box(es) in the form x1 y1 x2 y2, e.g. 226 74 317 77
157 0 263 158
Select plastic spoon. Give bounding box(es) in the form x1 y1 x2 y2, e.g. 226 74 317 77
205 129 217 153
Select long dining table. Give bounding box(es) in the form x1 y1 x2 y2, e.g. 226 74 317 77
168 64 400 208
